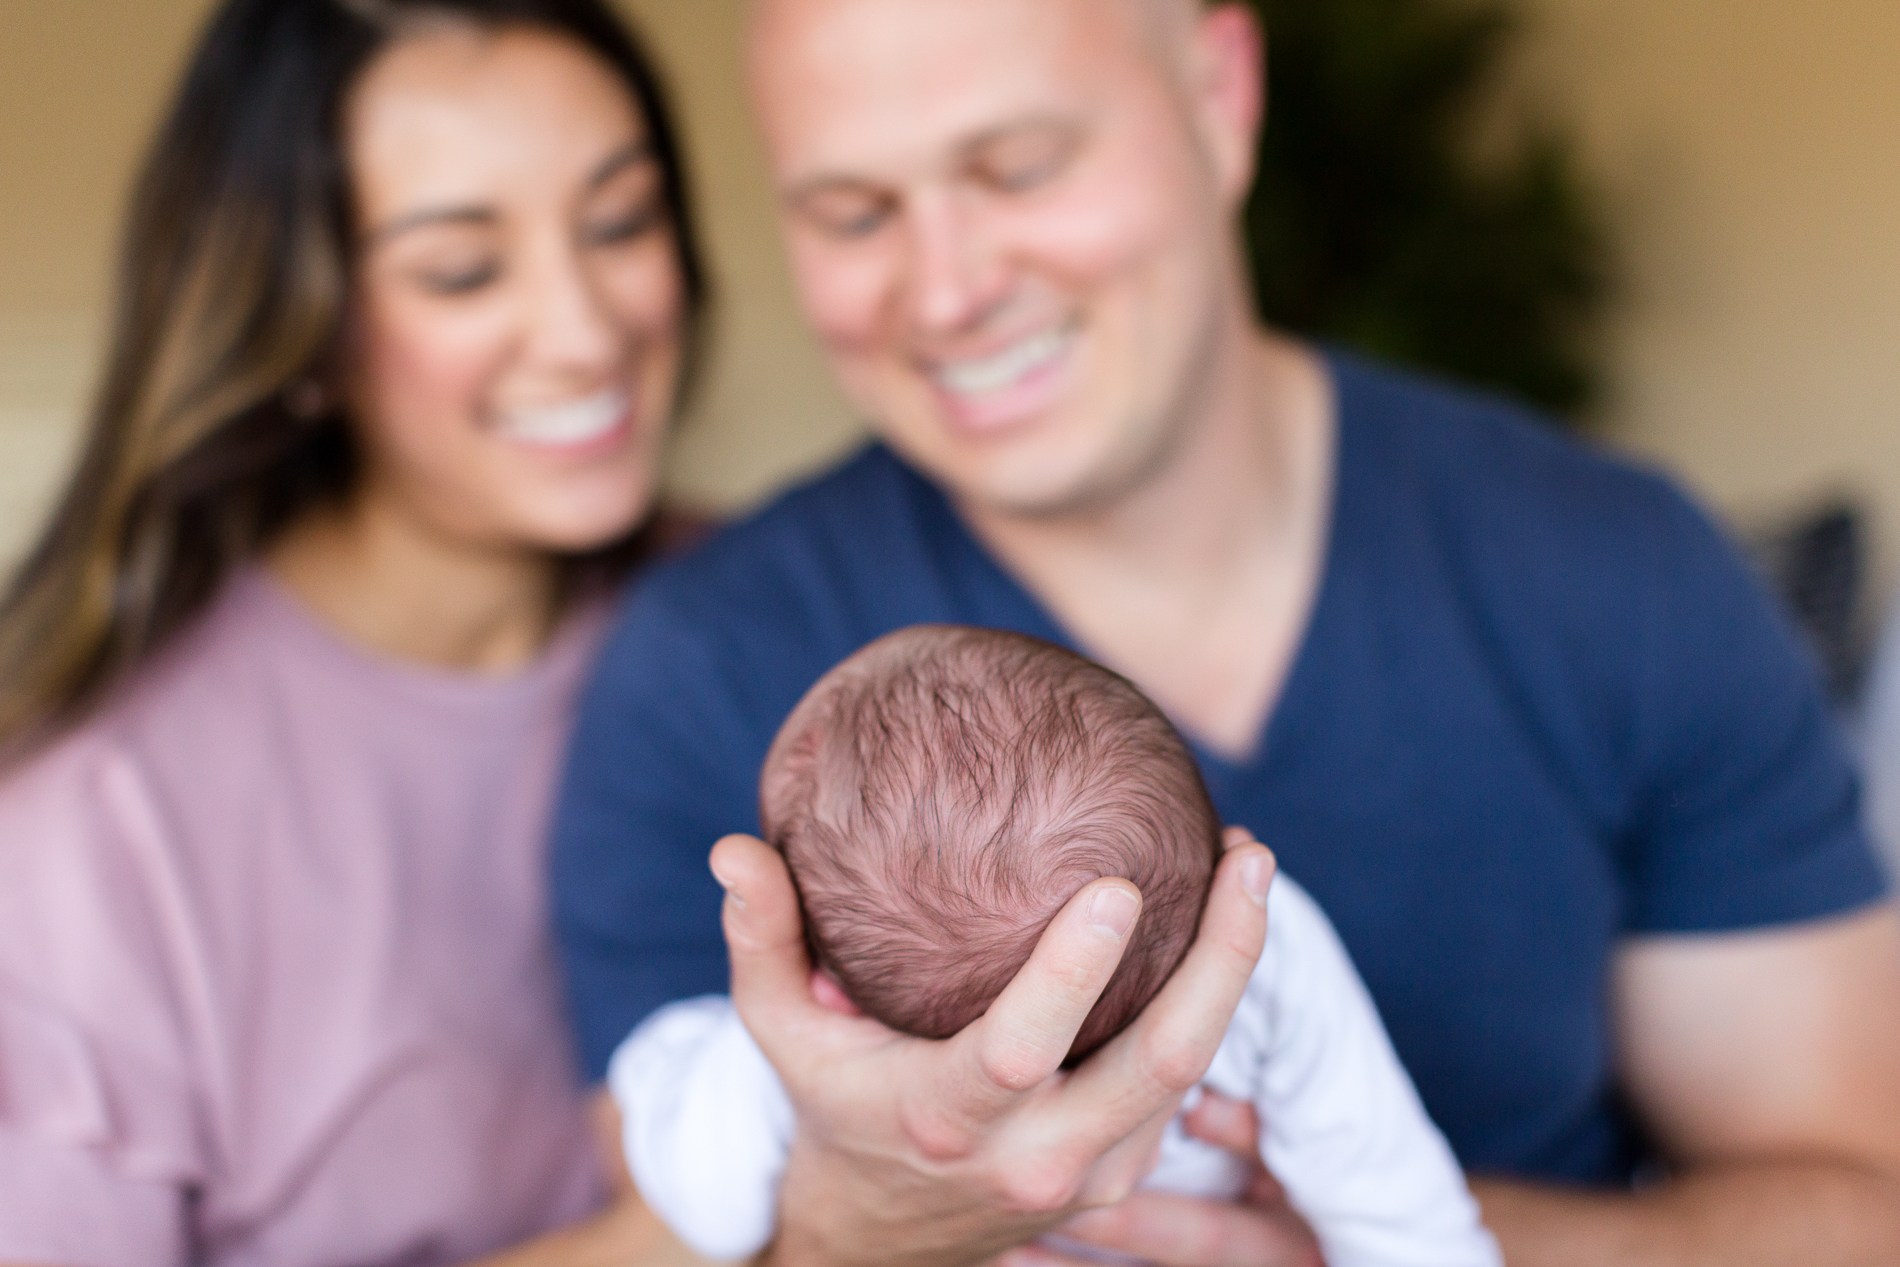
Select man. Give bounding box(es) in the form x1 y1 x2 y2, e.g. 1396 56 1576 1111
553 1 1900 1263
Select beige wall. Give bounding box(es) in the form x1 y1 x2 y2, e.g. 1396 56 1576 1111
617 0 858 510
3 1 1898 593
0 3 211 567
0 0 858 571
1514 0 1900 585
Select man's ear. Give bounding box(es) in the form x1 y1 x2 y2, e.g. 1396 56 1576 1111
1184 3 1267 207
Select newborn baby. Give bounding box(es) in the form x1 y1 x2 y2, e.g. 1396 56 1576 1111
610 626 1500 1267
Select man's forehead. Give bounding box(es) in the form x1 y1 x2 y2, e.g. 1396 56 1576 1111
746 0 1192 175
747 0 1192 55
747 0 1193 22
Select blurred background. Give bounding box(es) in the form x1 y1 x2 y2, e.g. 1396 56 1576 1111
3 0 1898 667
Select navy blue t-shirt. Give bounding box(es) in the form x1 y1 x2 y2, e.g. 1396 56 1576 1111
552 352 1884 1184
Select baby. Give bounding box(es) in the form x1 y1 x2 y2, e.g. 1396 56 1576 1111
610 626 1500 1267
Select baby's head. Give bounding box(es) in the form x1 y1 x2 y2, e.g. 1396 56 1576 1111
759 626 1221 1061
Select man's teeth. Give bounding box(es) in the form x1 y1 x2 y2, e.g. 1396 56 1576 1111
935 327 1075 397
497 389 630 446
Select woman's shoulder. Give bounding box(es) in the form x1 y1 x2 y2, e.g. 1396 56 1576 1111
5 569 279 773
0 586 249 998
0 717 127 879
0 581 276 1196
0 720 176 987
0 567 355 870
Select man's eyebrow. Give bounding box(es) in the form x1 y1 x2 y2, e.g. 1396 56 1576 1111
369 140 657 243
784 172 887 205
959 114 1084 155
782 115 1087 201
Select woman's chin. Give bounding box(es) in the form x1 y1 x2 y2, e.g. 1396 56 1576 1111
511 492 658 557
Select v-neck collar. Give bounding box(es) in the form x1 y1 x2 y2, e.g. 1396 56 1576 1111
891 349 1364 782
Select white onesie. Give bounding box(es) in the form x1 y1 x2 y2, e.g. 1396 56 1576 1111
609 876 1502 1267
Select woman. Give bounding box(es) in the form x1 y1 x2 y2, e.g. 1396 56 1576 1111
0 0 703 1261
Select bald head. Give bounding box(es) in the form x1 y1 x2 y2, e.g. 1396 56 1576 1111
739 0 1265 522
746 0 1203 92
1120 0 1203 45
747 0 1202 34
748 0 1199 17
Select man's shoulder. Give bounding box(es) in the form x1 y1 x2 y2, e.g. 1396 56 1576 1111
1331 351 1724 606
1335 351 1686 533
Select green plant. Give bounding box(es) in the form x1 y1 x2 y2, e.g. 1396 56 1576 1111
1243 0 1610 419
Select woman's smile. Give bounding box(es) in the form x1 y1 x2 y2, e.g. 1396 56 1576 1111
491 384 636 453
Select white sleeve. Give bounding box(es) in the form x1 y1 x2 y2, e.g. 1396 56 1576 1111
605 995 794 1262
1248 878 1502 1267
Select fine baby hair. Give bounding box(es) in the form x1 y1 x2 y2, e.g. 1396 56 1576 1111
617 639 1502 1267
758 624 1221 1059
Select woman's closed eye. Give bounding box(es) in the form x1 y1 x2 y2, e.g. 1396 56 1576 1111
582 198 664 248
416 257 502 295
582 152 667 249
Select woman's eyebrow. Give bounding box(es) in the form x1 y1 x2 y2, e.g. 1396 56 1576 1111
588 138 656 190
367 140 655 243
369 205 497 244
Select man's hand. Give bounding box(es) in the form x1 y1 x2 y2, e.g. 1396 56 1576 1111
995 1092 1323 1267
710 826 1277 1267
985 906 1900 1267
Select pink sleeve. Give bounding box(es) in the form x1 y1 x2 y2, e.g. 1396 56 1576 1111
0 742 205 1264
0 1126 186 1267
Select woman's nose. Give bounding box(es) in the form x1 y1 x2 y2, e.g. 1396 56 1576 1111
521 241 622 375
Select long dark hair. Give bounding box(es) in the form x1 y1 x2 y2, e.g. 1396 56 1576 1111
0 0 706 754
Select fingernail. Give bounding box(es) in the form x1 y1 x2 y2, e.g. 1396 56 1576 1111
1089 886 1140 939
710 864 746 909
1241 853 1272 907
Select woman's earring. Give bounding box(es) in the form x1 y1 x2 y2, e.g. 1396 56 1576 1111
284 379 329 421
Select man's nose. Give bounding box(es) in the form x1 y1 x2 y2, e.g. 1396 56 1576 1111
902 189 1009 335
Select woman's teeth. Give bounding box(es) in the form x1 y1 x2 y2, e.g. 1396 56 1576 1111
934 325 1076 398
496 389 630 446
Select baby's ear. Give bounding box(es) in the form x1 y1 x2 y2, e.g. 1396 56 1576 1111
810 968 864 1017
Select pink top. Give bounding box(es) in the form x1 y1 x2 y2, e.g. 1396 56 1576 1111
0 570 610 1267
